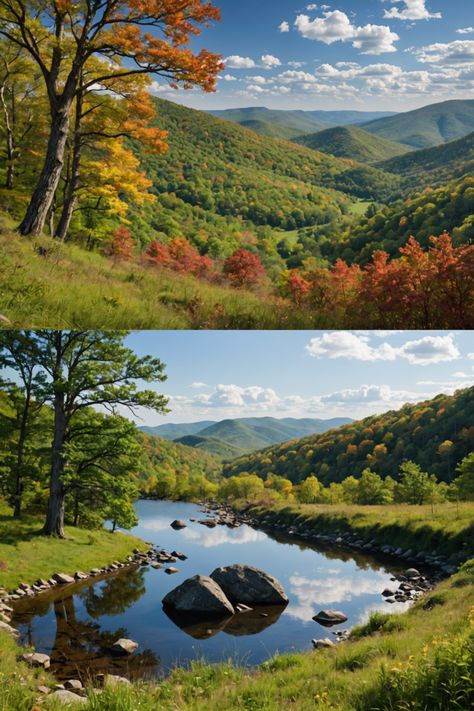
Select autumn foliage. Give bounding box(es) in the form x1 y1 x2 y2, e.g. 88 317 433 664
108 227 135 262
223 249 266 288
280 234 474 328
145 238 214 277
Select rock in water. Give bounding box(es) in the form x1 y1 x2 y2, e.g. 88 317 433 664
210 564 288 605
313 610 348 626
170 520 187 530
111 638 138 655
162 575 235 616
404 568 421 579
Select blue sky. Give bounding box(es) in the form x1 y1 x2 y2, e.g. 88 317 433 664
125 330 474 426
152 0 474 111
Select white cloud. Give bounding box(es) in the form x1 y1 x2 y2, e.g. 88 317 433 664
288 60 306 68
224 55 256 69
295 10 399 55
468 353 474 360
261 54 282 68
221 74 237 82
190 382 207 389
415 40 474 65
320 384 419 405
306 332 398 361
457 27 474 35
383 0 442 21
279 21 290 33
306 333 460 366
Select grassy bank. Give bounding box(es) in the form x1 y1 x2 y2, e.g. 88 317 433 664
0 214 315 330
240 501 474 560
0 503 147 591
1 560 472 710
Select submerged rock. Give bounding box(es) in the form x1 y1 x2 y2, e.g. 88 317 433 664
313 610 348 626
163 574 235 616
210 565 288 605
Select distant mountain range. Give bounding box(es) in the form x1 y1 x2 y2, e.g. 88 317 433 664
209 107 396 140
210 100 474 152
141 416 353 459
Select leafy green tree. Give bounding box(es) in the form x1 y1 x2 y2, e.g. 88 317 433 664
454 454 474 500
396 461 437 505
298 475 322 503
9 331 169 536
357 469 388 505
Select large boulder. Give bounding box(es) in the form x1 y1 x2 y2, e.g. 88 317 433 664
50 689 88 706
162 575 235 616
313 610 348 627
170 520 187 530
210 565 288 605
22 652 50 669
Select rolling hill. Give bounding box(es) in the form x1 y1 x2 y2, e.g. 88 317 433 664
361 100 474 149
223 387 474 485
379 131 474 192
141 416 353 458
209 107 396 140
294 126 410 163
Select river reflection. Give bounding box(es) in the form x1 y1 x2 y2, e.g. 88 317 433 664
12 500 414 680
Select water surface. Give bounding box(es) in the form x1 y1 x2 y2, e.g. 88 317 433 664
12 500 412 680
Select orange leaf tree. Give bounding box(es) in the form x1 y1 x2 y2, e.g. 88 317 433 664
0 0 222 236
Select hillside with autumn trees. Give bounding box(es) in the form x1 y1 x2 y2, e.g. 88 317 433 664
223 387 474 487
0 1 473 327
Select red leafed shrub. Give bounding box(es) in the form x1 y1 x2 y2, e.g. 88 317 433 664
281 270 310 306
108 226 135 261
223 248 265 288
145 240 171 267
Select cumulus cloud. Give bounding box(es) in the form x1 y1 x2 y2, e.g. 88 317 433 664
415 40 474 65
295 10 399 54
279 21 290 33
320 384 419 405
224 55 256 69
261 54 282 68
190 382 207 389
306 333 460 366
383 0 442 21
457 27 474 35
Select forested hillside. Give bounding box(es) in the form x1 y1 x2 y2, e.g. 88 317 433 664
223 387 474 486
380 131 474 193
142 416 353 458
361 100 474 148
294 126 409 163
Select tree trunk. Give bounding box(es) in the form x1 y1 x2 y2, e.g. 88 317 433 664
19 103 72 237
55 91 83 242
73 490 79 527
0 83 14 190
42 389 67 537
12 385 32 518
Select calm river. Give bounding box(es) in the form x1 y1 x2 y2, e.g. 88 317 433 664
11 500 413 681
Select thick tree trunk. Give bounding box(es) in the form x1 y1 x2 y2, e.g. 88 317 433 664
55 92 83 241
43 390 67 537
19 103 72 237
12 386 31 518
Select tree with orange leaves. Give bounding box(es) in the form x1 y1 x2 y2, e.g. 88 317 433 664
0 0 222 236
223 249 266 288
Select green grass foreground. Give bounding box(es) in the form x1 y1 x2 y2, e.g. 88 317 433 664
240 501 474 559
0 215 315 330
0 503 147 591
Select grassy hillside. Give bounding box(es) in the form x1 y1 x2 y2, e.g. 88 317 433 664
295 125 410 163
379 130 474 192
0 214 321 329
224 387 474 485
362 99 474 148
